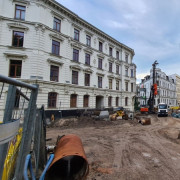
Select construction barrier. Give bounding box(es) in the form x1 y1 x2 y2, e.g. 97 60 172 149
2 128 22 180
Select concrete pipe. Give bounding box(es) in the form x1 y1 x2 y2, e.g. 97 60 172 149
45 134 89 180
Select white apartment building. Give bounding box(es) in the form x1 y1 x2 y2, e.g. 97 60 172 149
139 68 176 107
169 74 180 106
0 0 136 113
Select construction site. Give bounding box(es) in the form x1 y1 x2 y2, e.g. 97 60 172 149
1 59 180 180
47 112 180 180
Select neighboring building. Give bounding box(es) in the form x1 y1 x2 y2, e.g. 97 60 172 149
139 68 176 107
0 0 136 113
169 74 180 106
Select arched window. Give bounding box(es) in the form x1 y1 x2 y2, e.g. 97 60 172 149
48 92 57 108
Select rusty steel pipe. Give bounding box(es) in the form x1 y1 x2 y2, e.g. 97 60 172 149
45 134 89 180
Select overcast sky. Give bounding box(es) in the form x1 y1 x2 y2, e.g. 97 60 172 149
57 0 180 83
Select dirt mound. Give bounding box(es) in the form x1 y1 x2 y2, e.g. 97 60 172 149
51 116 136 129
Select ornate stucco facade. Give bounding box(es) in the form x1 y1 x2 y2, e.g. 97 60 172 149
139 68 176 107
0 0 136 112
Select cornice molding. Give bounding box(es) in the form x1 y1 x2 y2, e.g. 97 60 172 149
98 37 105 43
8 23 29 31
47 58 64 66
83 47 93 54
108 57 115 63
71 42 82 50
96 72 105 77
107 75 115 79
97 53 105 59
49 33 64 41
51 10 65 20
84 30 94 36
115 76 121 80
72 23 83 30
4 52 27 60
108 43 115 48
12 0 30 5
70 65 82 71
83 68 93 74
115 60 122 65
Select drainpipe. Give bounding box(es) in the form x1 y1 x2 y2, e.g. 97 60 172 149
120 46 123 107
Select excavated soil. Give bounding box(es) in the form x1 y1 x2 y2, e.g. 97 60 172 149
46 115 180 180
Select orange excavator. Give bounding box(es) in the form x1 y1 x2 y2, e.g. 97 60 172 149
140 106 149 114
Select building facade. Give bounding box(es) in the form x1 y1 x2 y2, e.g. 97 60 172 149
139 68 176 107
169 74 180 106
0 0 136 112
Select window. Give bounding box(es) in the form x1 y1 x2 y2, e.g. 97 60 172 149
12 31 24 47
116 80 119 90
125 82 128 91
116 65 119 74
53 17 61 32
15 5 25 20
108 96 112 107
98 58 102 69
52 40 60 55
131 69 134 78
48 92 57 108
85 53 90 65
98 76 102 88
116 51 119 60
86 35 91 46
99 41 103 52
125 97 128 106
125 53 128 63
9 60 22 78
73 49 79 62
70 94 77 108
85 73 90 86
109 47 112 56
72 70 78 84
109 79 112 89
116 97 119 106
109 62 112 72
50 65 59 82
131 83 133 92
157 80 159 86
125 68 128 76
74 29 79 41
83 95 89 107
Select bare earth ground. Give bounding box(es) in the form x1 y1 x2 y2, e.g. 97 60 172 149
46 115 180 180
